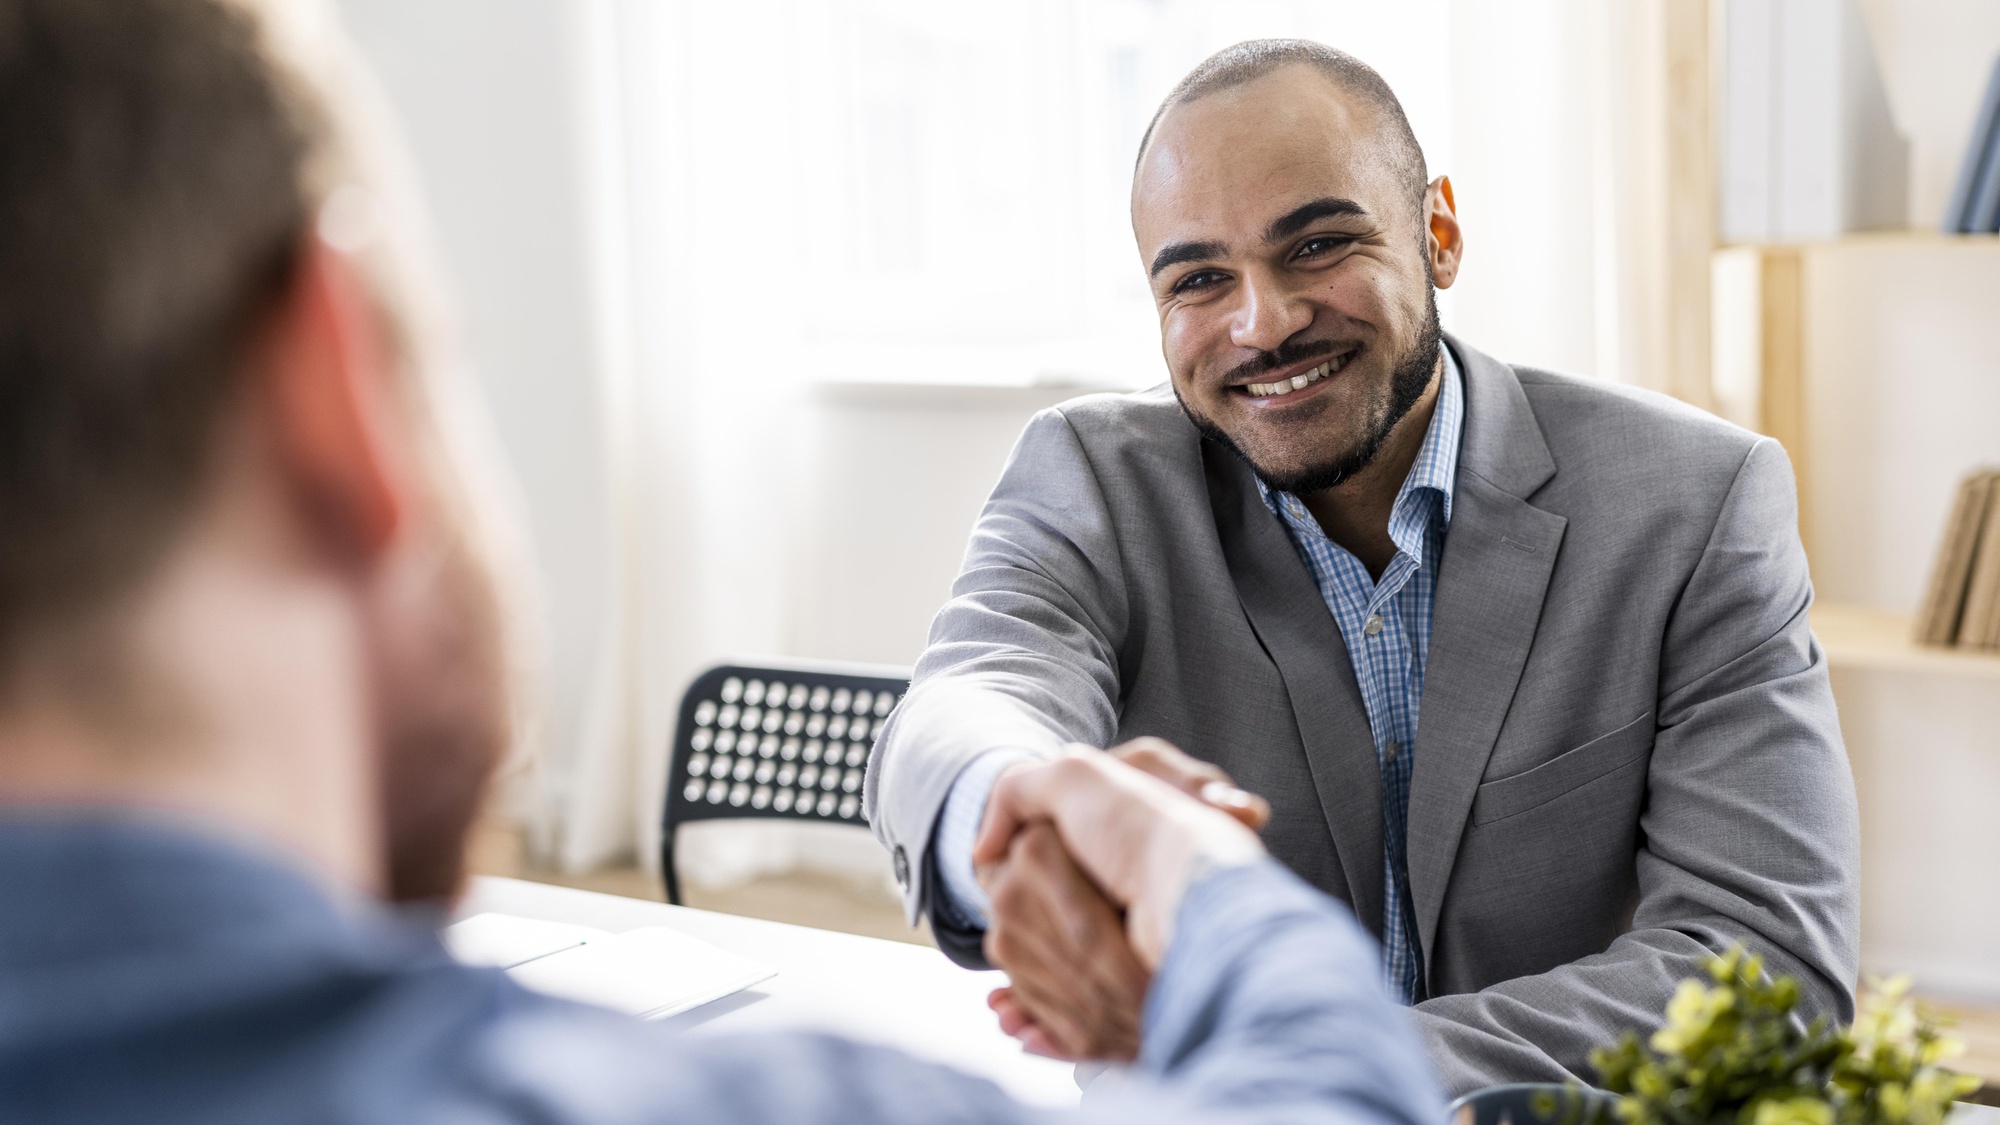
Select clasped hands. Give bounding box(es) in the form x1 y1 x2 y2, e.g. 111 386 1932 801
973 738 1272 1062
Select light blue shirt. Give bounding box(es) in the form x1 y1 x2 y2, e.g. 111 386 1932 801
936 346 1464 1006
0 815 1449 1125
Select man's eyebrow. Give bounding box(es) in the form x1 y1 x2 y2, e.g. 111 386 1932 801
1265 197 1368 242
1149 239 1228 279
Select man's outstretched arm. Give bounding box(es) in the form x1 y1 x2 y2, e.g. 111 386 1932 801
864 407 1133 962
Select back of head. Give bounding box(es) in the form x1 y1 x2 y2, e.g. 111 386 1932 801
0 0 312 677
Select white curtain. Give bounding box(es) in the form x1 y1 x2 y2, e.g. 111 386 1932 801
541 0 1684 881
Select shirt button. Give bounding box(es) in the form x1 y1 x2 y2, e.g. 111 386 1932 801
1364 614 1385 637
1386 741 1401 762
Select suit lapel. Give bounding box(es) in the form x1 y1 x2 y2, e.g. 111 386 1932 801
1407 337 1567 968
1205 442 1385 937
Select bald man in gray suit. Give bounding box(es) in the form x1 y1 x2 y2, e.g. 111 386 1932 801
865 41 1860 1094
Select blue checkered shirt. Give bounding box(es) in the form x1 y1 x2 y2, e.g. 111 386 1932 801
1256 346 1462 1004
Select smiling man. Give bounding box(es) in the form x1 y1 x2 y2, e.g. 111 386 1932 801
865 40 1861 1092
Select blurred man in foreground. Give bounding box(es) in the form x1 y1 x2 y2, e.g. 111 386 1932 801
0 1 1447 1122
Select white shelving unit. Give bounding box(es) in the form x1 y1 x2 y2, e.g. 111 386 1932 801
1714 233 2000 1047
1815 604 2000 679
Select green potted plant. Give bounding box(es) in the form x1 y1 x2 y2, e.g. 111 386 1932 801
1448 948 1980 1125
1592 947 1979 1125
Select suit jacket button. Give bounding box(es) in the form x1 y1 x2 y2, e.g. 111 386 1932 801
892 845 910 889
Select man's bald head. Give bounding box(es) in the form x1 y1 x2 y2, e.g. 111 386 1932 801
1136 39 1427 218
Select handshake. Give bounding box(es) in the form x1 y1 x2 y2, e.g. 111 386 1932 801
972 739 1274 1061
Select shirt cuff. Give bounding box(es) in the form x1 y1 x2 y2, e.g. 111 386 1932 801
931 749 1037 930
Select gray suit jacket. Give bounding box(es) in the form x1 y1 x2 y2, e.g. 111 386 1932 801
865 334 1861 1095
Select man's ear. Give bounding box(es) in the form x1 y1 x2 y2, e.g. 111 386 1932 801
1426 175 1463 290
262 236 410 561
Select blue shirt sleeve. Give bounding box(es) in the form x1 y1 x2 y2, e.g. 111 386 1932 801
932 749 1038 930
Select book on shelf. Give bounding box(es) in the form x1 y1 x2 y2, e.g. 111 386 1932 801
1915 469 1995 645
1943 55 2000 234
1912 467 2000 649
1950 472 2000 650
1972 111 2000 235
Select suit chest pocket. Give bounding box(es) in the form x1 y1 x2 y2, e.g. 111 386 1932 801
1469 710 1654 826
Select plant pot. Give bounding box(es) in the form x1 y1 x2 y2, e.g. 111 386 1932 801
1447 1083 1621 1125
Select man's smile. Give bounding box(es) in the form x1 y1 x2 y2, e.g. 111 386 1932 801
1233 347 1356 402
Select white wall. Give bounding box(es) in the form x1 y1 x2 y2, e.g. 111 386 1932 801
336 0 621 850
789 384 1087 667
1837 670 2000 1003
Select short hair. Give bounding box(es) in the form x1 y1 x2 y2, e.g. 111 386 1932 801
0 0 313 667
1136 39 1429 215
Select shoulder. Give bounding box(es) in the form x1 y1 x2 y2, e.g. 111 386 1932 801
1008 383 1205 484
1039 383 1194 447
1513 365 1762 467
1506 364 1779 505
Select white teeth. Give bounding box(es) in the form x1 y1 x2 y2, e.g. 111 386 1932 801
1245 358 1337 398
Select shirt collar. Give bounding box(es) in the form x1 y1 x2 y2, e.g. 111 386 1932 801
1407 341 1463 526
1256 342 1465 530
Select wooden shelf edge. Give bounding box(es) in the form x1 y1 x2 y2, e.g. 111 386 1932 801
1718 231 2000 253
1812 604 2000 678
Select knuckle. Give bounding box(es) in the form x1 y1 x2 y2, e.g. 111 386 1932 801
990 876 1025 915
1051 756 1101 788
1021 822 1063 860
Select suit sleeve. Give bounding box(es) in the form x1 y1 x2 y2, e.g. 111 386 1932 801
863 407 1132 958
1408 436 1861 1093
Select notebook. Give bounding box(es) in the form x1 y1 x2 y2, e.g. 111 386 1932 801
445 912 777 1021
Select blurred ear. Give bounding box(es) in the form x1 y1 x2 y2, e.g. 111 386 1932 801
1426 175 1463 290
261 236 410 562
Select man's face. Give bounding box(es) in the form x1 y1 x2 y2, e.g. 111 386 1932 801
1133 66 1446 493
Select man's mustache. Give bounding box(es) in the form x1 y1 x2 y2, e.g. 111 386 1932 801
1217 337 1352 385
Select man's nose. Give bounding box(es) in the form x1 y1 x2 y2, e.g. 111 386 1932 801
1228 272 1314 355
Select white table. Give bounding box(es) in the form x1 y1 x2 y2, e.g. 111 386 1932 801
462 878 2000 1125
461 876 1080 1108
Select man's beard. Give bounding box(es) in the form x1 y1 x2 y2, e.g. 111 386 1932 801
371 527 513 903
1180 290 1442 495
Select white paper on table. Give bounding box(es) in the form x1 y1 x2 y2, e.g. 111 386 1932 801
444 913 606 969
503 926 778 1021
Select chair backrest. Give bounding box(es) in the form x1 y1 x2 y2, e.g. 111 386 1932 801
659 660 910 901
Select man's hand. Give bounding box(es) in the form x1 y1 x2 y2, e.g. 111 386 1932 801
1111 738 1270 832
976 739 1269 1060
981 823 1149 1060
973 743 1265 970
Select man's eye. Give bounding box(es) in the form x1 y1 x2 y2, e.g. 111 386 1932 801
1173 270 1225 294
1295 235 1354 259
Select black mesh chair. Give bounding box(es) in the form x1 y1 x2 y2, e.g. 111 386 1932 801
660 660 911 905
